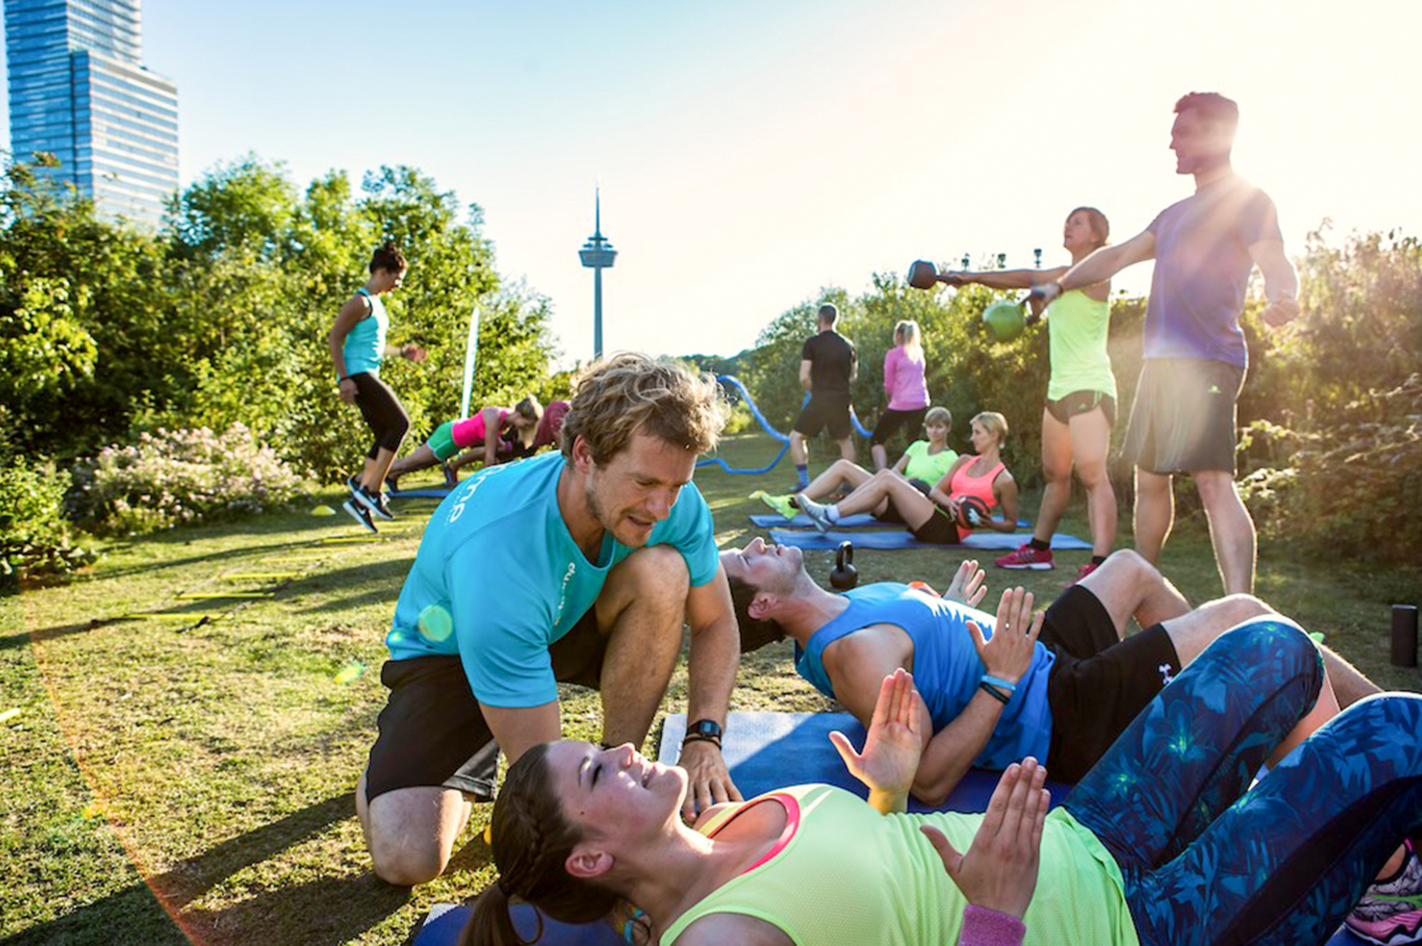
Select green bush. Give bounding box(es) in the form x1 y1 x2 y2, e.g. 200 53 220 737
68 424 307 535
0 454 96 582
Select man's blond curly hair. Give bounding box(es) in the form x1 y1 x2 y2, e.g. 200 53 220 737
559 353 727 464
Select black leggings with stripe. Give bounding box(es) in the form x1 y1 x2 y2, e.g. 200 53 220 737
350 371 410 458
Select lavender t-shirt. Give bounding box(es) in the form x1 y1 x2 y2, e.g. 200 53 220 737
1144 176 1281 367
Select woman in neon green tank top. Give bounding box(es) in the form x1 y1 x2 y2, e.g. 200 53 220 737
459 629 1422 946
943 209 1117 578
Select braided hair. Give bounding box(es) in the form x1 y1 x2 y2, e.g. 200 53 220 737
460 745 629 946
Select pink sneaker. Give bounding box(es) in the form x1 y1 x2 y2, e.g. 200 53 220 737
995 544 1054 570
1346 839 1422 945
1075 562 1099 580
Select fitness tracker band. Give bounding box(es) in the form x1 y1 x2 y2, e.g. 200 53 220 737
682 718 723 749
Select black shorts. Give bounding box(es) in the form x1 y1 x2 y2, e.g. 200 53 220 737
870 407 927 447
793 394 853 440
364 606 607 803
1121 358 1245 474
1046 390 1116 427
908 506 962 544
874 478 932 524
1039 585 1182 783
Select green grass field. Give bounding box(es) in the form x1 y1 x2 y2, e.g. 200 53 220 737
3 432 1419 945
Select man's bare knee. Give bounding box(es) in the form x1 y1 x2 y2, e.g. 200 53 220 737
370 846 447 887
615 545 687 592
1215 593 1273 626
364 786 469 887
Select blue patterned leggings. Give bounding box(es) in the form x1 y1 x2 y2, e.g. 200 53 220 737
1064 618 1422 946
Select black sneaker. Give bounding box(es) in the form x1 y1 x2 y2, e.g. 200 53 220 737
383 474 401 495
341 498 378 533
346 475 362 497
354 486 395 521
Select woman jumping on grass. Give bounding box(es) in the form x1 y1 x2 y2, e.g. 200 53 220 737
796 412 1017 546
940 208 1116 577
328 240 425 532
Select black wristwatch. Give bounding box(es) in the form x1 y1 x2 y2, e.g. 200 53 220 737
682 718 723 748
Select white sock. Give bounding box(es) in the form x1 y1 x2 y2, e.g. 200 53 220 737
826 504 842 523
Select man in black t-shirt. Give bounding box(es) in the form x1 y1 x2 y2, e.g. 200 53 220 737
789 304 857 489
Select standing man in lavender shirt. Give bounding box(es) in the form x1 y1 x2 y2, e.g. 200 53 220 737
1027 93 1299 595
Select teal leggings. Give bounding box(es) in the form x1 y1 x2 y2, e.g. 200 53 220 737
1065 620 1422 945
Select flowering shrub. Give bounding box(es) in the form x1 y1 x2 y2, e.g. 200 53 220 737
69 423 306 535
0 455 97 581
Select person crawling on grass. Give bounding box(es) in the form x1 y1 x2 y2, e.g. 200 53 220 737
722 538 1379 805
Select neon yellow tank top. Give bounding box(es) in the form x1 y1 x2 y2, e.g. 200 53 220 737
661 783 1139 946
1046 289 1116 401
902 440 959 485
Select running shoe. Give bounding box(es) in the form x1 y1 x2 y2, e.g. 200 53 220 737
1075 562 1099 581
341 498 378 533
995 544 1054 570
346 474 362 497
383 474 401 495
751 490 797 521
1346 840 1422 945
441 462 459 488
796 495 834 534
354 485 396 521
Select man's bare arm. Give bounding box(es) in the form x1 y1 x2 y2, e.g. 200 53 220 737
479 700 562 766
799 359 813 391
679 564 742 818
1248 238 1300 327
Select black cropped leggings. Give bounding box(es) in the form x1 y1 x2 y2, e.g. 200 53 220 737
350 371 410 458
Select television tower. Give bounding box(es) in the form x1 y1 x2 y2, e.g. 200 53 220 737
578 188 617 360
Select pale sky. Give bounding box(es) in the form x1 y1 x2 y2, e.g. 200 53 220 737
4 0 1419 363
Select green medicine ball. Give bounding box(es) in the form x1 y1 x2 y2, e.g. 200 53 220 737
982 301 1026 342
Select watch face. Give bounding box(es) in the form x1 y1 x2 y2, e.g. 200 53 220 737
689 720 722 738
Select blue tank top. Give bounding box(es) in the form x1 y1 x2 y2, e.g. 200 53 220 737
794 583 1056 769
341 287 388 378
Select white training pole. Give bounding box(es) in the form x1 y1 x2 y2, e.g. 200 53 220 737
461 305 481 418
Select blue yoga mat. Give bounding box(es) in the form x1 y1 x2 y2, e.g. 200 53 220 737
660 711 1069 814
415 902 622 945
750 513 1033 529
769 528 1093 552
389 487 452 500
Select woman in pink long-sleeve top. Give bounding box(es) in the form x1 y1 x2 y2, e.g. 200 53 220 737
871 319 931 470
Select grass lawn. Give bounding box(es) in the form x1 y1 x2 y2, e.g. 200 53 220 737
4 431 1419 945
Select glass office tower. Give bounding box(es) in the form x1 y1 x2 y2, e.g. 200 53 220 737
5 0 178 225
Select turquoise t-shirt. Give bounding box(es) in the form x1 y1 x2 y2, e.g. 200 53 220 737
385 451 720 707
341 287 388 378
794 583 1056 769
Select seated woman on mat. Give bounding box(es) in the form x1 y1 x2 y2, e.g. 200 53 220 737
384 397 542 491
460 627 1422 946
752 406 958 523
795 411 1018 545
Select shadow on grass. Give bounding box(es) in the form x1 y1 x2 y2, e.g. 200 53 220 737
2 792 408 946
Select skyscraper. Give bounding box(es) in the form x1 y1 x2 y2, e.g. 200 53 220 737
4 0 178 225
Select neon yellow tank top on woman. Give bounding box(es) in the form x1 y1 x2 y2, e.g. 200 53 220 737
661 784 1138 946
1045 289 1116 401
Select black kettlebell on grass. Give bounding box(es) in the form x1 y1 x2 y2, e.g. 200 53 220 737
830 540 859 591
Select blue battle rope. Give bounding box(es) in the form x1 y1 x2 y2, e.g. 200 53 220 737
697 375 873 475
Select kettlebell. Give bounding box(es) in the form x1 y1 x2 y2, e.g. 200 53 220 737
830 540 859 590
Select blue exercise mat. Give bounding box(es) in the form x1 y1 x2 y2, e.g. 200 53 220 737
659 711 1069 814
389 487 452 499
769 528 1093 552
414 902 622 946
751 513 1032 529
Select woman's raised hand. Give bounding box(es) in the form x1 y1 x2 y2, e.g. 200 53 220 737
921 757 1050 919
830 668 924 800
